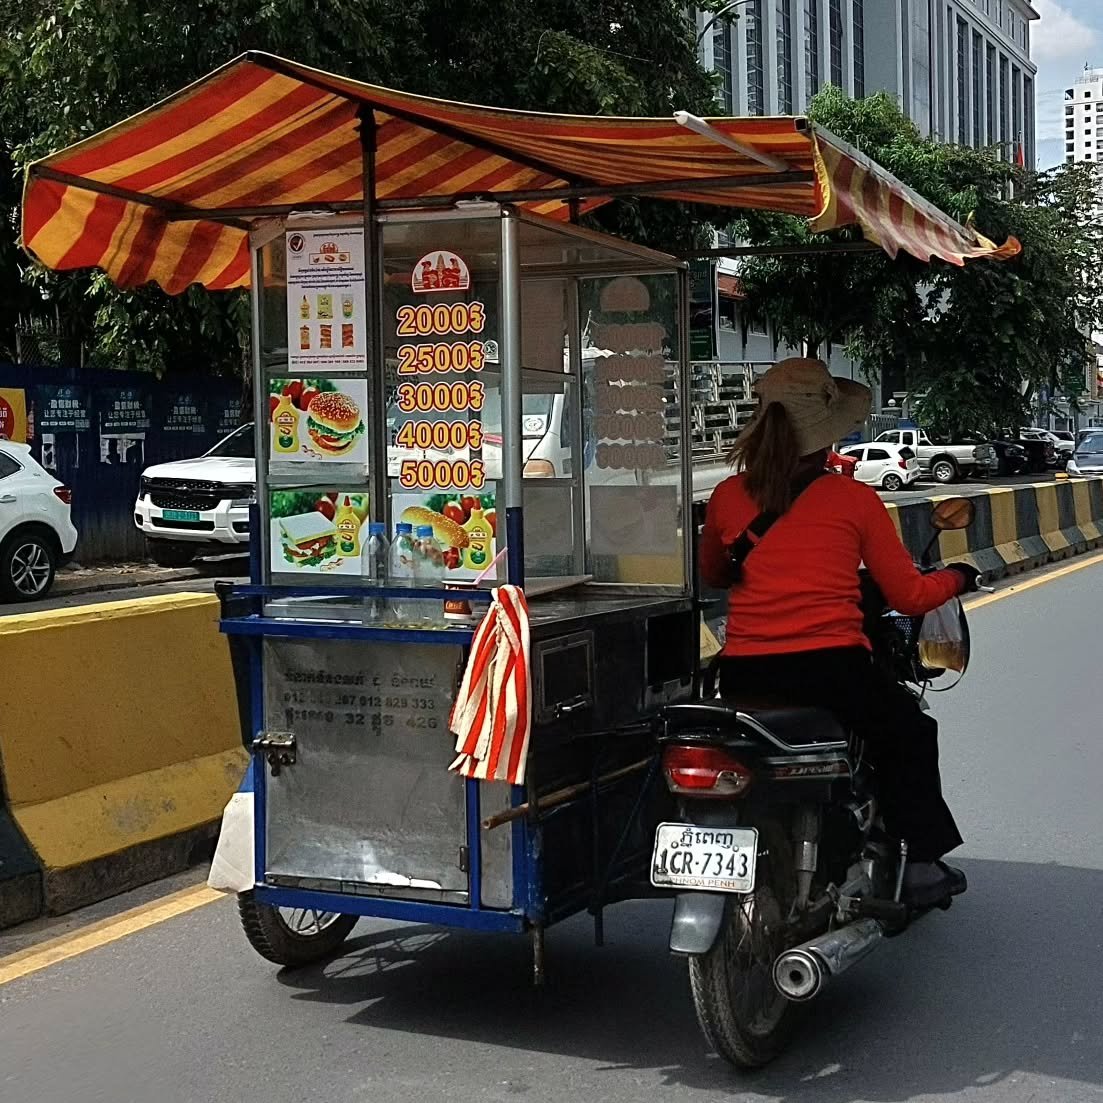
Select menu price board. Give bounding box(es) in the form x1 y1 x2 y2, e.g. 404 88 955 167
285 229 367 371
38 385 92 432
392 272 489 493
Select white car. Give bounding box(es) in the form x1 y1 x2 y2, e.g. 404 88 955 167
0 440 79 601
840 443 921 492
134 425 255 566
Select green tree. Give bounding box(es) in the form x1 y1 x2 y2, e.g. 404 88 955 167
733 87 1103 433
0 0 718 375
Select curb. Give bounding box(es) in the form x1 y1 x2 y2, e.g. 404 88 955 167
52 567 203 598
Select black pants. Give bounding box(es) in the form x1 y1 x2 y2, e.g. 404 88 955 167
719 647 963 863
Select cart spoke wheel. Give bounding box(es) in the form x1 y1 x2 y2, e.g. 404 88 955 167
279 907 344 937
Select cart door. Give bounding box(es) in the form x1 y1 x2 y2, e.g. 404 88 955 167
261 637 469 902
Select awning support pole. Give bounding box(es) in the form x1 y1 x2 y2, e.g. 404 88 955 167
500 210 525 588
359 107 388 531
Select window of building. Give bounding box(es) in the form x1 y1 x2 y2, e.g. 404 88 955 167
956 18 968 145
746 0 765 114
853 0 865 98
988 45 998 145
829 0 844 86
713 20 734 112
1013 66 1022 156
972 31 982 146
1024 75 1033 166
804 0 820 97
777 0 793 112
1000 54 1010 157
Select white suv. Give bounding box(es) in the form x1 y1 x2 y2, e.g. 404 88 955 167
0 441 79 601
134 425 255 566
840 443 922 491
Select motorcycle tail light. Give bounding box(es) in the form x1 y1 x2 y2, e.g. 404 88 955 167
661 745 752 798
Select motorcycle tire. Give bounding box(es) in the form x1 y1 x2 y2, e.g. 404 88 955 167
687 817 800 1068
237 891 357 967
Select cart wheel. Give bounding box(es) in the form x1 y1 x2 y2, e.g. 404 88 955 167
237 891 357 967
686 818 800 1068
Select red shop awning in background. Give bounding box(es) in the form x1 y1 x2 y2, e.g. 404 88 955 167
21 52 1020 294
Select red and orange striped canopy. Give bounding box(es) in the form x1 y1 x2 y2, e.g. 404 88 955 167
21 52 1019 294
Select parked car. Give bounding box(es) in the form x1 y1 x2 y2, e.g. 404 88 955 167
998 429 1055 473
1019 427 1069 468
134 424 254 566
875 428 995 484
0 440 78 601
1065 430 1103 478
960 433 1027 476
839 443 921 491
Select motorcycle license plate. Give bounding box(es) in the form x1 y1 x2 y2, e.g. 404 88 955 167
650 823 758 893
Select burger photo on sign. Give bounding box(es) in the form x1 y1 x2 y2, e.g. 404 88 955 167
306 390 364 457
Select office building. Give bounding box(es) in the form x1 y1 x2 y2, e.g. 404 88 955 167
700 1 1036 159
695 0 1038 416
1064 68 1103 168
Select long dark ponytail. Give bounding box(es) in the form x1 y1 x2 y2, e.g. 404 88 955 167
728 402 803 515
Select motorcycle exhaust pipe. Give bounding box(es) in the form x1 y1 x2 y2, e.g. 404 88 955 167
772 918 885 1002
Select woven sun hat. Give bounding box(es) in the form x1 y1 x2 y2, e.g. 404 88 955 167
753 357 872 456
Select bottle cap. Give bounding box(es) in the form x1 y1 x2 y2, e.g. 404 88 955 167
395 522 413 534
416 525 434 538
369 522 385 536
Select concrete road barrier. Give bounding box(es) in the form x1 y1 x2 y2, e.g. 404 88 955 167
0 593 246 925
886 477 1103 577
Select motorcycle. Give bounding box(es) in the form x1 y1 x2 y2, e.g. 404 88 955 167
655 496 977 1068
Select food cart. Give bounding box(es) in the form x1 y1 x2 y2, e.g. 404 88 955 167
21 53 1018 977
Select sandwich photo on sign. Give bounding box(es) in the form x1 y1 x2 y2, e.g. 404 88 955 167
269 491 368 576
268 378 367 464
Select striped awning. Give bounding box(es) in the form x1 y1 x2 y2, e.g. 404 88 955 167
21 52 1020 294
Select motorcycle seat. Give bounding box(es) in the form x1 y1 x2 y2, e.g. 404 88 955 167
661 700 848 752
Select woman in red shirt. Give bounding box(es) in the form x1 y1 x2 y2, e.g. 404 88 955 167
699 358 978 908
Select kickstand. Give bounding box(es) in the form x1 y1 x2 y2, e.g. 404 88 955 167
893 839 909 903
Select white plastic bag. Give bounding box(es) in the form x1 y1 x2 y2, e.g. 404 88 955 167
207 792 255 893
917 597 968 674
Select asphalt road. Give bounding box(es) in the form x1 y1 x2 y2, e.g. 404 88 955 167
1 556 1101 1103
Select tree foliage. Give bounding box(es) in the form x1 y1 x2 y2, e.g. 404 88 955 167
734 87 1103 433
0 0 718 374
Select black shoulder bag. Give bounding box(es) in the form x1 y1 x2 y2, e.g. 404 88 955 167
727 472 825 582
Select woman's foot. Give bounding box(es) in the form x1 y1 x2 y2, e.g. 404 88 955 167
902 861 967 908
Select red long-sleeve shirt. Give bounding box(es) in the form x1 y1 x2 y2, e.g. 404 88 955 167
700 473 963 657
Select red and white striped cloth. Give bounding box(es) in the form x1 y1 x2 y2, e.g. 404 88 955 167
449 585 531 785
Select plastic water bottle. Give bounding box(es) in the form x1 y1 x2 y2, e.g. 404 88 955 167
413 524 445 625
361 522 389 624
389 522 416 624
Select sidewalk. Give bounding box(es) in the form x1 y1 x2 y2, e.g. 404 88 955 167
54 559 245 598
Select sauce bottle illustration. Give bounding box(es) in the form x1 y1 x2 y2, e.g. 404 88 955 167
272 393 299 454
300 295 310 320
461 506 492 571
335 496 362 558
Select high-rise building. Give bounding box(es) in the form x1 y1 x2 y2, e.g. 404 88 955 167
1064 68 1103 168
700 0 1037 164
694 0 1038 419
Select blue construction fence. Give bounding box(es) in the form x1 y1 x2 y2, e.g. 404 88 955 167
0 363 248 562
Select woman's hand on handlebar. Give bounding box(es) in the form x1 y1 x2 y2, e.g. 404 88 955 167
945 562 983 594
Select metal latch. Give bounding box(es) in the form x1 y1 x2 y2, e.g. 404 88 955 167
253 731 296 777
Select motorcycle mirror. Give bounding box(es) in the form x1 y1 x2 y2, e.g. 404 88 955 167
930 497 975 531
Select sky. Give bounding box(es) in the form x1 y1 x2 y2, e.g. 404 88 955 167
1032 0 1103 168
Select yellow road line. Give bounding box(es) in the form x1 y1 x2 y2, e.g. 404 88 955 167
0 883 222 987
967 549 1103 611
2 550 1102 986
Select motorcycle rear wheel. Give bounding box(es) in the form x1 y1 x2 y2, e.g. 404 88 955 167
687 818 799 1068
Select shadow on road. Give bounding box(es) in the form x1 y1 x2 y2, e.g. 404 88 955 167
274 858 1103 1098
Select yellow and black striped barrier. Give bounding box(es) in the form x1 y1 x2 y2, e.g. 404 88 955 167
885 477 1103 577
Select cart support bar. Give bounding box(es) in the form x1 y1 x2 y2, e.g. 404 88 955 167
482 757 655 829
